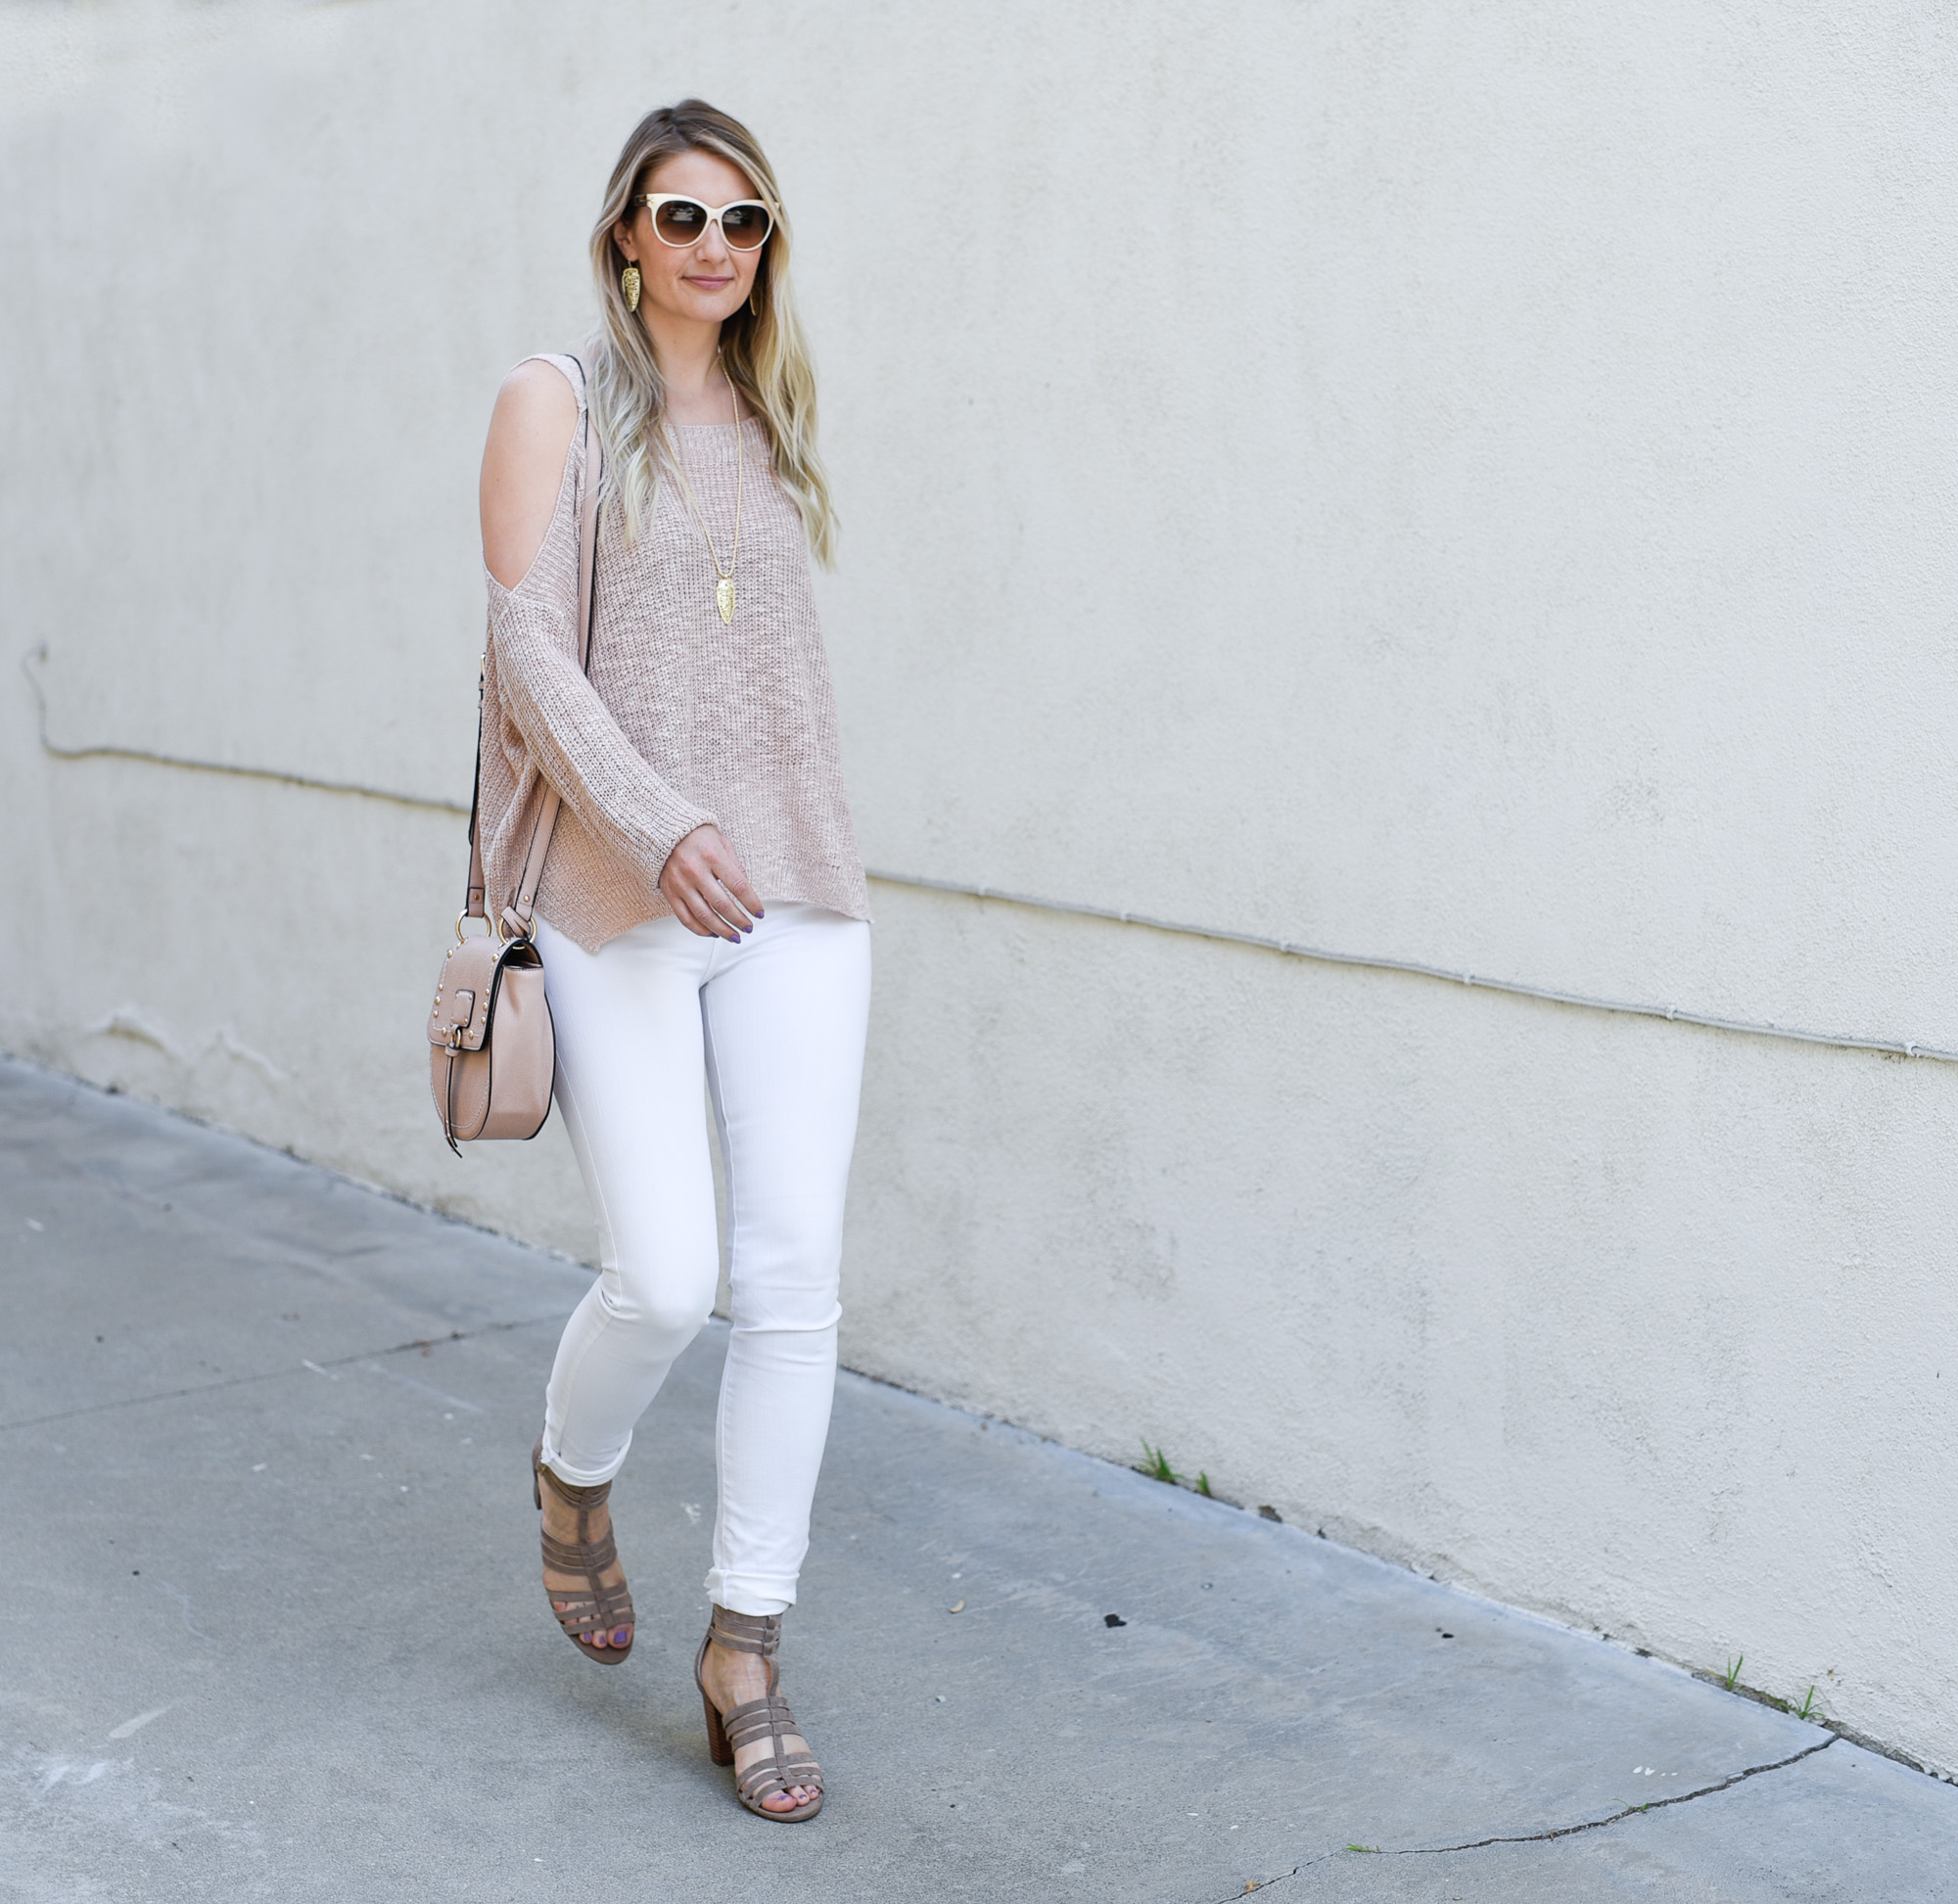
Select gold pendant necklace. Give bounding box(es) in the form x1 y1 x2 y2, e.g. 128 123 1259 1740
664 362 745 626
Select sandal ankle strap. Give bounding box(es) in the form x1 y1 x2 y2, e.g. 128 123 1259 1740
536 1463 612 1510
709 1606 782 1657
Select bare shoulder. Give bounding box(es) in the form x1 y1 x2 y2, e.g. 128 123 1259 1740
490 357 580 447
481 359 582 589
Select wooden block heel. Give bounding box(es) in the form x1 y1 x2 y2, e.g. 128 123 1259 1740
701 1692 734 1766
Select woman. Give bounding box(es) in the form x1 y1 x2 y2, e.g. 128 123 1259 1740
475 100 869 1823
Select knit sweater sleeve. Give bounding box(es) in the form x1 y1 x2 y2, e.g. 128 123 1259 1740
488 547 716 892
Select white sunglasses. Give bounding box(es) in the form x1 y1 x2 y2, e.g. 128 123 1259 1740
634 193 775 252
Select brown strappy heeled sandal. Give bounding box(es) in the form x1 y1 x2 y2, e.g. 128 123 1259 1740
531 1438 634 1664
693 1606 824 1821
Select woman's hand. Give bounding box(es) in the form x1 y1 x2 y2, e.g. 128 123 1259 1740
659 825 765 941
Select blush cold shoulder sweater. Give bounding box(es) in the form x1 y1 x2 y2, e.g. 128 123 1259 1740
477 354 869 952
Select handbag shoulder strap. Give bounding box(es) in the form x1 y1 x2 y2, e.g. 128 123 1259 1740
464 355 602 936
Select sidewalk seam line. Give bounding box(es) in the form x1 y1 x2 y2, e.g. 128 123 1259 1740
0 1317 562 1432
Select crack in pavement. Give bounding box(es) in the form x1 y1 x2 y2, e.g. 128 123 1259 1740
1202 1868 1300 1900
1195 1737 1837 1899
0 1315 563 1433
1400 1736 1837 1854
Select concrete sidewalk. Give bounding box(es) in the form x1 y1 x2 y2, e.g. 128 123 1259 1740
2 1056 1953 1903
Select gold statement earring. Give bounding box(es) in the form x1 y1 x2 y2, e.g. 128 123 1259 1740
622 263 642 313
748 287 761 317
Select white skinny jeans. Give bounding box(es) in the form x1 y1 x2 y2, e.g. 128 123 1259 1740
533 903 871 1617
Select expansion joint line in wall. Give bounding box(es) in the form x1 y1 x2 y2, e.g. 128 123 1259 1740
18 647 1952 1067
19 645 469 816
865 870 1958 1067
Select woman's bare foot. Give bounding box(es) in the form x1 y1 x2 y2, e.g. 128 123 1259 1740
698 1635 819 1812
537 1476 632 1651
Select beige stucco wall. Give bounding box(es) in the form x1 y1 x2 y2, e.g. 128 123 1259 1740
4 2 1956 1773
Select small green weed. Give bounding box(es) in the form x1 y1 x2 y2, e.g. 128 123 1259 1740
1796 1685 1820 1721
1345 1843 1381 1854
1196 1470 1214 1498
1140 1440 1178 1485
1723 1654 1745 1692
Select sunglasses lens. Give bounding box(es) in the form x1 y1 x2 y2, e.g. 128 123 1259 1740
720 204 773 251
653 198 710 245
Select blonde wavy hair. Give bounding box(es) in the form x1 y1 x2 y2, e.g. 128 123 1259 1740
588 101 836 566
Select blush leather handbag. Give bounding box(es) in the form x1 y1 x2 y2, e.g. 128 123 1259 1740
427 363 600 1153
